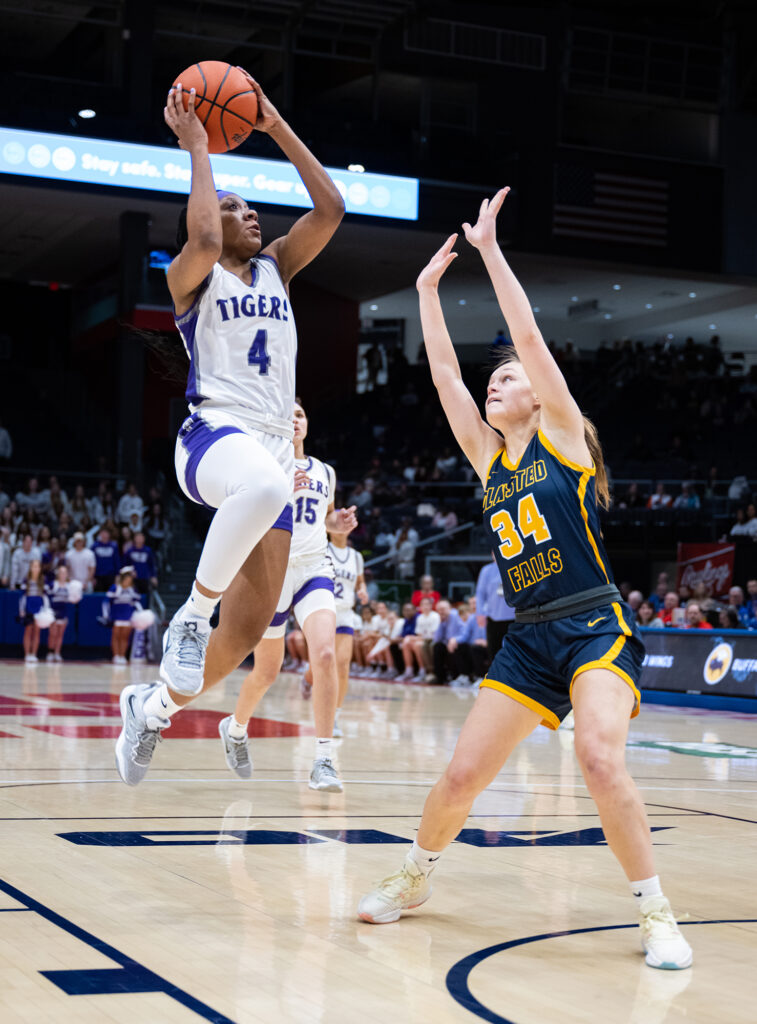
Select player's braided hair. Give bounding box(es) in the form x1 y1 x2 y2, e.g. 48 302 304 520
493 348 610 509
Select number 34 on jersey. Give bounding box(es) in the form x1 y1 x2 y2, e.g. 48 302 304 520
488 493 564 594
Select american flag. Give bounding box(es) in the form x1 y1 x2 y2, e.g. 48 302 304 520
553 165 669 248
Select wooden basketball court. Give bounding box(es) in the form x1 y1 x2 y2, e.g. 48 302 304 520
0 660 754 1023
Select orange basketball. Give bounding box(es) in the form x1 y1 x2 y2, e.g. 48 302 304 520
172 61 258 154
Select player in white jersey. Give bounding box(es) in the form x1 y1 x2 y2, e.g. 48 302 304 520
218 401 357 791
116 73 344 787
327 531 368 736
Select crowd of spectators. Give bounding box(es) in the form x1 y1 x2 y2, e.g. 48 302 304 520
621 572 757 631
0 474 172 595
306 332 757 580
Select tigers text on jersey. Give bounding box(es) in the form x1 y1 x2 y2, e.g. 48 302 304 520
328 543 364 611
483 430 613 609
174 256 297 437
291 456 335 559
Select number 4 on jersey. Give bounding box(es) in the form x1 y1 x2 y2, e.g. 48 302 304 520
248 329 271 375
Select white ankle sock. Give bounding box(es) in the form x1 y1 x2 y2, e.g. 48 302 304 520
630 875 663 907
315 737 333 761
143 684 182 720
182 583 219 622
227 716 248 740
408 840 442 877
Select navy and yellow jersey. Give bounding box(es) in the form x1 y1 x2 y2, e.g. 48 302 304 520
482 429 611 610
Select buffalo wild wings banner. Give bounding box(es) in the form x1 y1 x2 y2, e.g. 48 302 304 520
676 543 735 596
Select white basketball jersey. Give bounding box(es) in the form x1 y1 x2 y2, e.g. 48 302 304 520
174 255 297 438
328 543 364 611
291 456 335 559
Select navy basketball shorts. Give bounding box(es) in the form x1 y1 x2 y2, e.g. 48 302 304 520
480 600 644 729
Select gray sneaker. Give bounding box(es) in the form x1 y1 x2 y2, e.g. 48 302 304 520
159 609 210 696
115 683 169 786
309 757 343 792
218 715 252 779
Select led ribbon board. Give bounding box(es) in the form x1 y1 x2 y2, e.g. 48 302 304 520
0 126 419 221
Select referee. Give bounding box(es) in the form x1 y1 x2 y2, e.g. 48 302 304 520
475 554 515 664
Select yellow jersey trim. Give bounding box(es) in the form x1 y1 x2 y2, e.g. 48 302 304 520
484 446 507 484
569 624 641 717
538 429 595 475
480 677 561 730
500 445 524 471
577 470 609 582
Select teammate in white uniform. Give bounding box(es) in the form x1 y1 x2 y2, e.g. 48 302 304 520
116 72 344 787
327 532 368 736
218 401 357 791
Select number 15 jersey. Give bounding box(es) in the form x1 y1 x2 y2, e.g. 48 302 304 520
482 429 613 610
174 255 297 438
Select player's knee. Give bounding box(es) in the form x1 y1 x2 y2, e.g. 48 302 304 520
443 760 482 802
311 642 335 671
575 740 622 791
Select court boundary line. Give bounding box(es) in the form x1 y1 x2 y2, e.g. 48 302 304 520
446 918 757 1024
0 875 237 1022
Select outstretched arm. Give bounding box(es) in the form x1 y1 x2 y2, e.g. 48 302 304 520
463 189 588 456
239 71 344 283
164 84 222 314
417 236 504 483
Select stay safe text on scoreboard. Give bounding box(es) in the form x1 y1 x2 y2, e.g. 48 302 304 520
0 125 419 221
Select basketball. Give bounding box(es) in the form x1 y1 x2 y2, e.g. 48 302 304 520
172 61 258 153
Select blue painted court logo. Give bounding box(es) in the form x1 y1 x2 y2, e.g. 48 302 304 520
703 642 733 685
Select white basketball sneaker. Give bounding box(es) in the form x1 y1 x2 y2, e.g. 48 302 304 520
358 857 433 924
218 715 252 779
309 758 343 792
639 896 693 969
159 608 210 696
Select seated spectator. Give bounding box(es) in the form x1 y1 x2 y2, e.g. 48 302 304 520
124 531 157 595
11 534 42 589
15 477 47 516
92 527 121 591
403 596 440 682
41 536 66 584
626 590 643 617
432 505 458 535
746 579 757 629
647 579 668 613
365 610 401 678
742 504 757 538
42 476 69 515
127 509 143 534
0 526 11 587
392 519 418 580
411 574 441 609
119 525 134 557
617 482 647 509
730 508 748 536
65 532 95 591
684 602 712 629
116 482 144 526
57 512 74 542
68 485 89 527
356 601 390 672
659 592 683 628
726 586 752 628
432 599 465 685
37 525 52 554
348 482 372 515
718 607 744 630
691 581 717 613
646 483 672 510
434 447 458 478
673 483 700 510
0 420 11 465
637 600 663 628
728 475 750 502
678 583 692 603
144 502 171 569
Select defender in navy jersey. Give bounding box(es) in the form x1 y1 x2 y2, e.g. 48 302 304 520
116 72 344 788
359 190 692 972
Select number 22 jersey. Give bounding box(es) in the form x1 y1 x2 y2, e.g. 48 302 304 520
173 255 297 437
482 429 614 610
